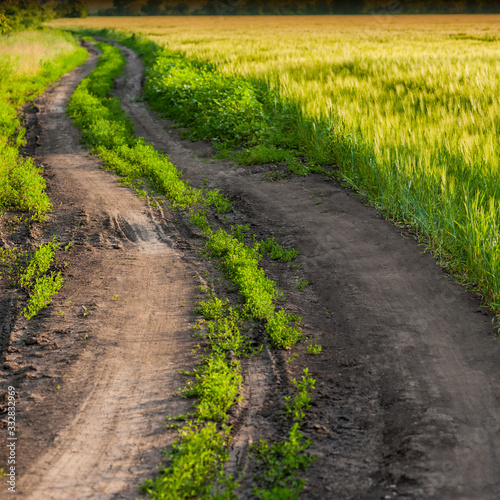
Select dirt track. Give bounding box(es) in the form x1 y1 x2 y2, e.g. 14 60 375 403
1 47 198 498
1 42 500 499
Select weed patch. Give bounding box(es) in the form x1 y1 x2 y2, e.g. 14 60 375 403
141 422 236 500
18 237 64 320
251 369 317 499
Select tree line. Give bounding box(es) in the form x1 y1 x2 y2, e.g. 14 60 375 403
0 0 87 34
99 0 500 16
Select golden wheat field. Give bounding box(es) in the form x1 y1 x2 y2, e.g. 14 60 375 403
50 14 500 306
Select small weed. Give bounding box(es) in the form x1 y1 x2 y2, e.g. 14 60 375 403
141 423 236 499
231 223 250 242
204 188 232 213
284 368 316 421
112 294 118 301
306 344 322 355
251 423 315 498
188 209 209 229
19 237 64 320
296 278 308 291
259 236 298 262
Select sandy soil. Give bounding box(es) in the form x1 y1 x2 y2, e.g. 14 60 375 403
1 40 500 500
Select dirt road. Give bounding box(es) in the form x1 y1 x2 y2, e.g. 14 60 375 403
2 40 500 500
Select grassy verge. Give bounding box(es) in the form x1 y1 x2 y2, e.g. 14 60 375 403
0 28 88 319
67 37 315 498
0 29 88 218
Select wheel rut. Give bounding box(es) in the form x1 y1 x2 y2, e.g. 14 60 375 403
6 46 198 499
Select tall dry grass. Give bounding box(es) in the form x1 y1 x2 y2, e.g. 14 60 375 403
0 29 77 76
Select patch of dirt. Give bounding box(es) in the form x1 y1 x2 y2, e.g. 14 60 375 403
0 46 201 499
110 42 500 499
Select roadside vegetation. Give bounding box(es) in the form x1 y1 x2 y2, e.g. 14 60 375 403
0 27 87 319
67 38 315 498
51 15 500 314
0 28 87 216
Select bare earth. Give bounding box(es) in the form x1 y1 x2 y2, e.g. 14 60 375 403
1 42 500 499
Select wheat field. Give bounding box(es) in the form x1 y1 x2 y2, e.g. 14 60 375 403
50 15 500 307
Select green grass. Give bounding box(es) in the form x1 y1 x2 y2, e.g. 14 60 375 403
259 237 298 263
51 15 500 312
0 28 87 218
141 422 236 500
18 236 64 320
251 369 316 499
283 368 316 422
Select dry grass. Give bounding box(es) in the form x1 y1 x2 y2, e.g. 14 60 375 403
0 30 76 76
48 13 500 37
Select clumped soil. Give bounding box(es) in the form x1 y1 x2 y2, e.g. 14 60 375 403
1 41 500 500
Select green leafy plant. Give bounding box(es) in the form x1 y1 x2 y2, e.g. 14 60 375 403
296 278 308 291
306 343 322 355
259 236 298 262
251 368 316 498
18 237 64 319
141 423 236 500
252 423 314 499
284 368 316 422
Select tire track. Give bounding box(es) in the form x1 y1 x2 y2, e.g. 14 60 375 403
15 44 198 499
